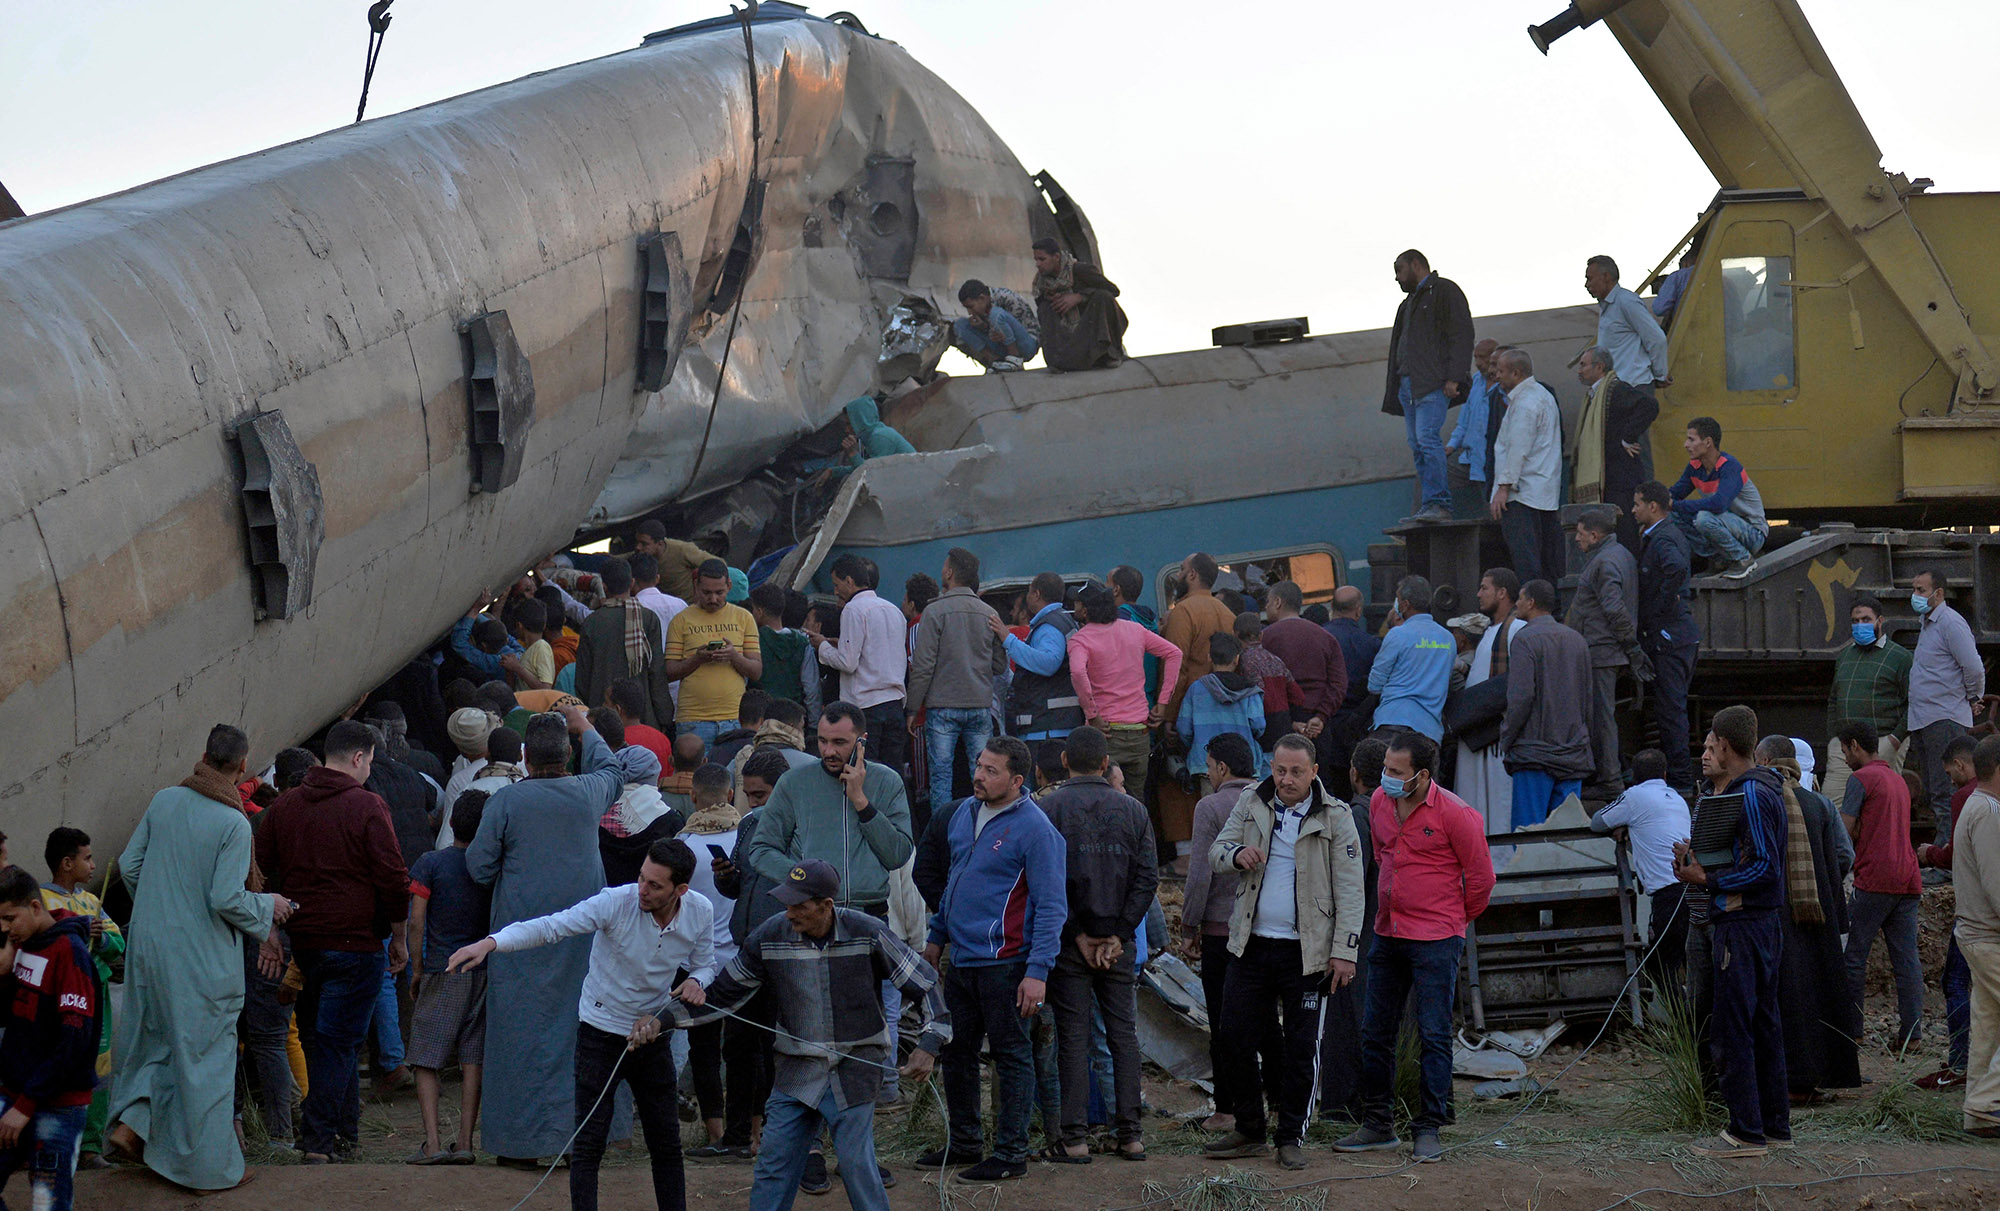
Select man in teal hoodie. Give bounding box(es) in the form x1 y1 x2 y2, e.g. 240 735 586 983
843 396 916 464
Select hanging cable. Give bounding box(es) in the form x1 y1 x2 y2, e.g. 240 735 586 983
354 0 395 124
680 5 756 489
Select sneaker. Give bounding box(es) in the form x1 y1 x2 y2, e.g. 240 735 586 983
1413 1129 1443 1163
687 1143 736 1159
1722 560 1756 581
914 1145 985 1168
1203 1130 1271 1159
1689 1131 1767 1158
1916 1067 1967 1090
956 1157 1027 1182
879 1165 896 1189
1332 1124 1401 1153
1766 1134 1795 1149
1402 504 1453 525
799 1151 830 1195
1275 1143 1307 1170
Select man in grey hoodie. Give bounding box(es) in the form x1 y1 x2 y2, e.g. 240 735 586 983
1501 580 1595 829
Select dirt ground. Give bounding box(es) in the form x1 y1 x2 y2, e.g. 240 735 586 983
30 888 1990 1211
47 1000 2000 1211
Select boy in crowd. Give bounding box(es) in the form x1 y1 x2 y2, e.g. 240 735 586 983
1176 633 1268 787
403 791 495 1165
1 864 104 1211
40 828 124 1169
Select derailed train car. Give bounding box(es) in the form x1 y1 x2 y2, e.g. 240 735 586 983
0 7 1061 850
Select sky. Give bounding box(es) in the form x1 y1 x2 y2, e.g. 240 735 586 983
4 1 1996 357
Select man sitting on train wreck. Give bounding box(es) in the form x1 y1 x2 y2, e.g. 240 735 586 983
951 279 1040 371
1030 237 1129 371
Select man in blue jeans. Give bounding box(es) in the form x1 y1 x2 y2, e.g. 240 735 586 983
644 859 949 1211
1669 417 1767 579
255 720 412 1164
921 738 1067 1182
906 547 1009 823
1382 249 1475 525
1336 732 1493 1163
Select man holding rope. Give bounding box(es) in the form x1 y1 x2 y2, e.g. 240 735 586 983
635 859 948 1211
448 838 714 1211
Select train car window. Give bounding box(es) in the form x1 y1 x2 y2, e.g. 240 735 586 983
1153 545 1343 611
1720 254 1795 392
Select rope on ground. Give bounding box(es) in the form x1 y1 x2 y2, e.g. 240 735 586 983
504 1048 624 1211
497 1000 953 1211
1093 889 1692 1211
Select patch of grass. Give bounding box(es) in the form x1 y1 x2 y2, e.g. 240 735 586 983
1817 1069 1964 1143
1617 988 1724 1135
1139 1166 1327 1211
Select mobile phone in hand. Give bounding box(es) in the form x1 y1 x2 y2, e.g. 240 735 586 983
707 843 729 862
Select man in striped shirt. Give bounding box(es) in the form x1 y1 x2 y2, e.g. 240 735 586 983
639 859 948 1211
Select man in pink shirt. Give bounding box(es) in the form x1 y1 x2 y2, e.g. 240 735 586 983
1067 584 1184 812
1334 732 1493 1164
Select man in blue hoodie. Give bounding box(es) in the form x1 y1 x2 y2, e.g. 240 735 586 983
921 737 1067 1183
1675 704 1790 1158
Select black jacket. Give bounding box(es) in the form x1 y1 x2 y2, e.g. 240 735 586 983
1637 518 1700 648
1600 379 1660 496
913 805 956 912
1036 775 1158 941
1383 274 1475 414
366 756 439 868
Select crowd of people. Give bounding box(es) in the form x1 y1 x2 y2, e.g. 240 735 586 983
5 243 1998 1211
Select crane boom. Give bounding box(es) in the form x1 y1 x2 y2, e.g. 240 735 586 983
1534 0 1998 402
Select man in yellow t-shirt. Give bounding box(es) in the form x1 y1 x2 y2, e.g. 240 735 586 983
665 558 763 746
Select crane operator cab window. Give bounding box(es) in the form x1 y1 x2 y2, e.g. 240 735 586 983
1720 254 1795 392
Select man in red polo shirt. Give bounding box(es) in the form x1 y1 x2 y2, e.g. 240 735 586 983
1837 719 1925 1050
1333 732 1493 1164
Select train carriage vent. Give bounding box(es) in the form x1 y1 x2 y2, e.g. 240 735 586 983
228 410 325 621
460 310 536 494
637 231 693 393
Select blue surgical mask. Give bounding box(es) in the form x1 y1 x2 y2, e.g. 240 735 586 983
1911 592 1933 616
1851 623 1876 646
1380 774 1410 799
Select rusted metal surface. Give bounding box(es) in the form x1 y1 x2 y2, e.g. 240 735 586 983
0 14 1048 852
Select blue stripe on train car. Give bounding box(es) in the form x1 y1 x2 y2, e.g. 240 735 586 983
813 477 1412 607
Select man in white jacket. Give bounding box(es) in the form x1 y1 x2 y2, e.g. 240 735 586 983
1488 347 1566 583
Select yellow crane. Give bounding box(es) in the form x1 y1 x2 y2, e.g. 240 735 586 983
1534 0 2000 515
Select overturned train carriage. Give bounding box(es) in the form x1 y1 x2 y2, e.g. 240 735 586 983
0 11 1058 851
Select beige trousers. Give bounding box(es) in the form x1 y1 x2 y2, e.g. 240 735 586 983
1962 935 2000 1128
1820 734 1905 807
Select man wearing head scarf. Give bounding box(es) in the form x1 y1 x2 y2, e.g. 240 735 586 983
1031 237 1128 371
598 746 683 886
1754 736 1862 1101
464 705 625 1164
437 726 525 851
440 708 502 815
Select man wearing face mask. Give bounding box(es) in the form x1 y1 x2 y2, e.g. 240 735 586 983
1823 595 1910 807
1908 568 1986 854
1335 732 1493 1164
